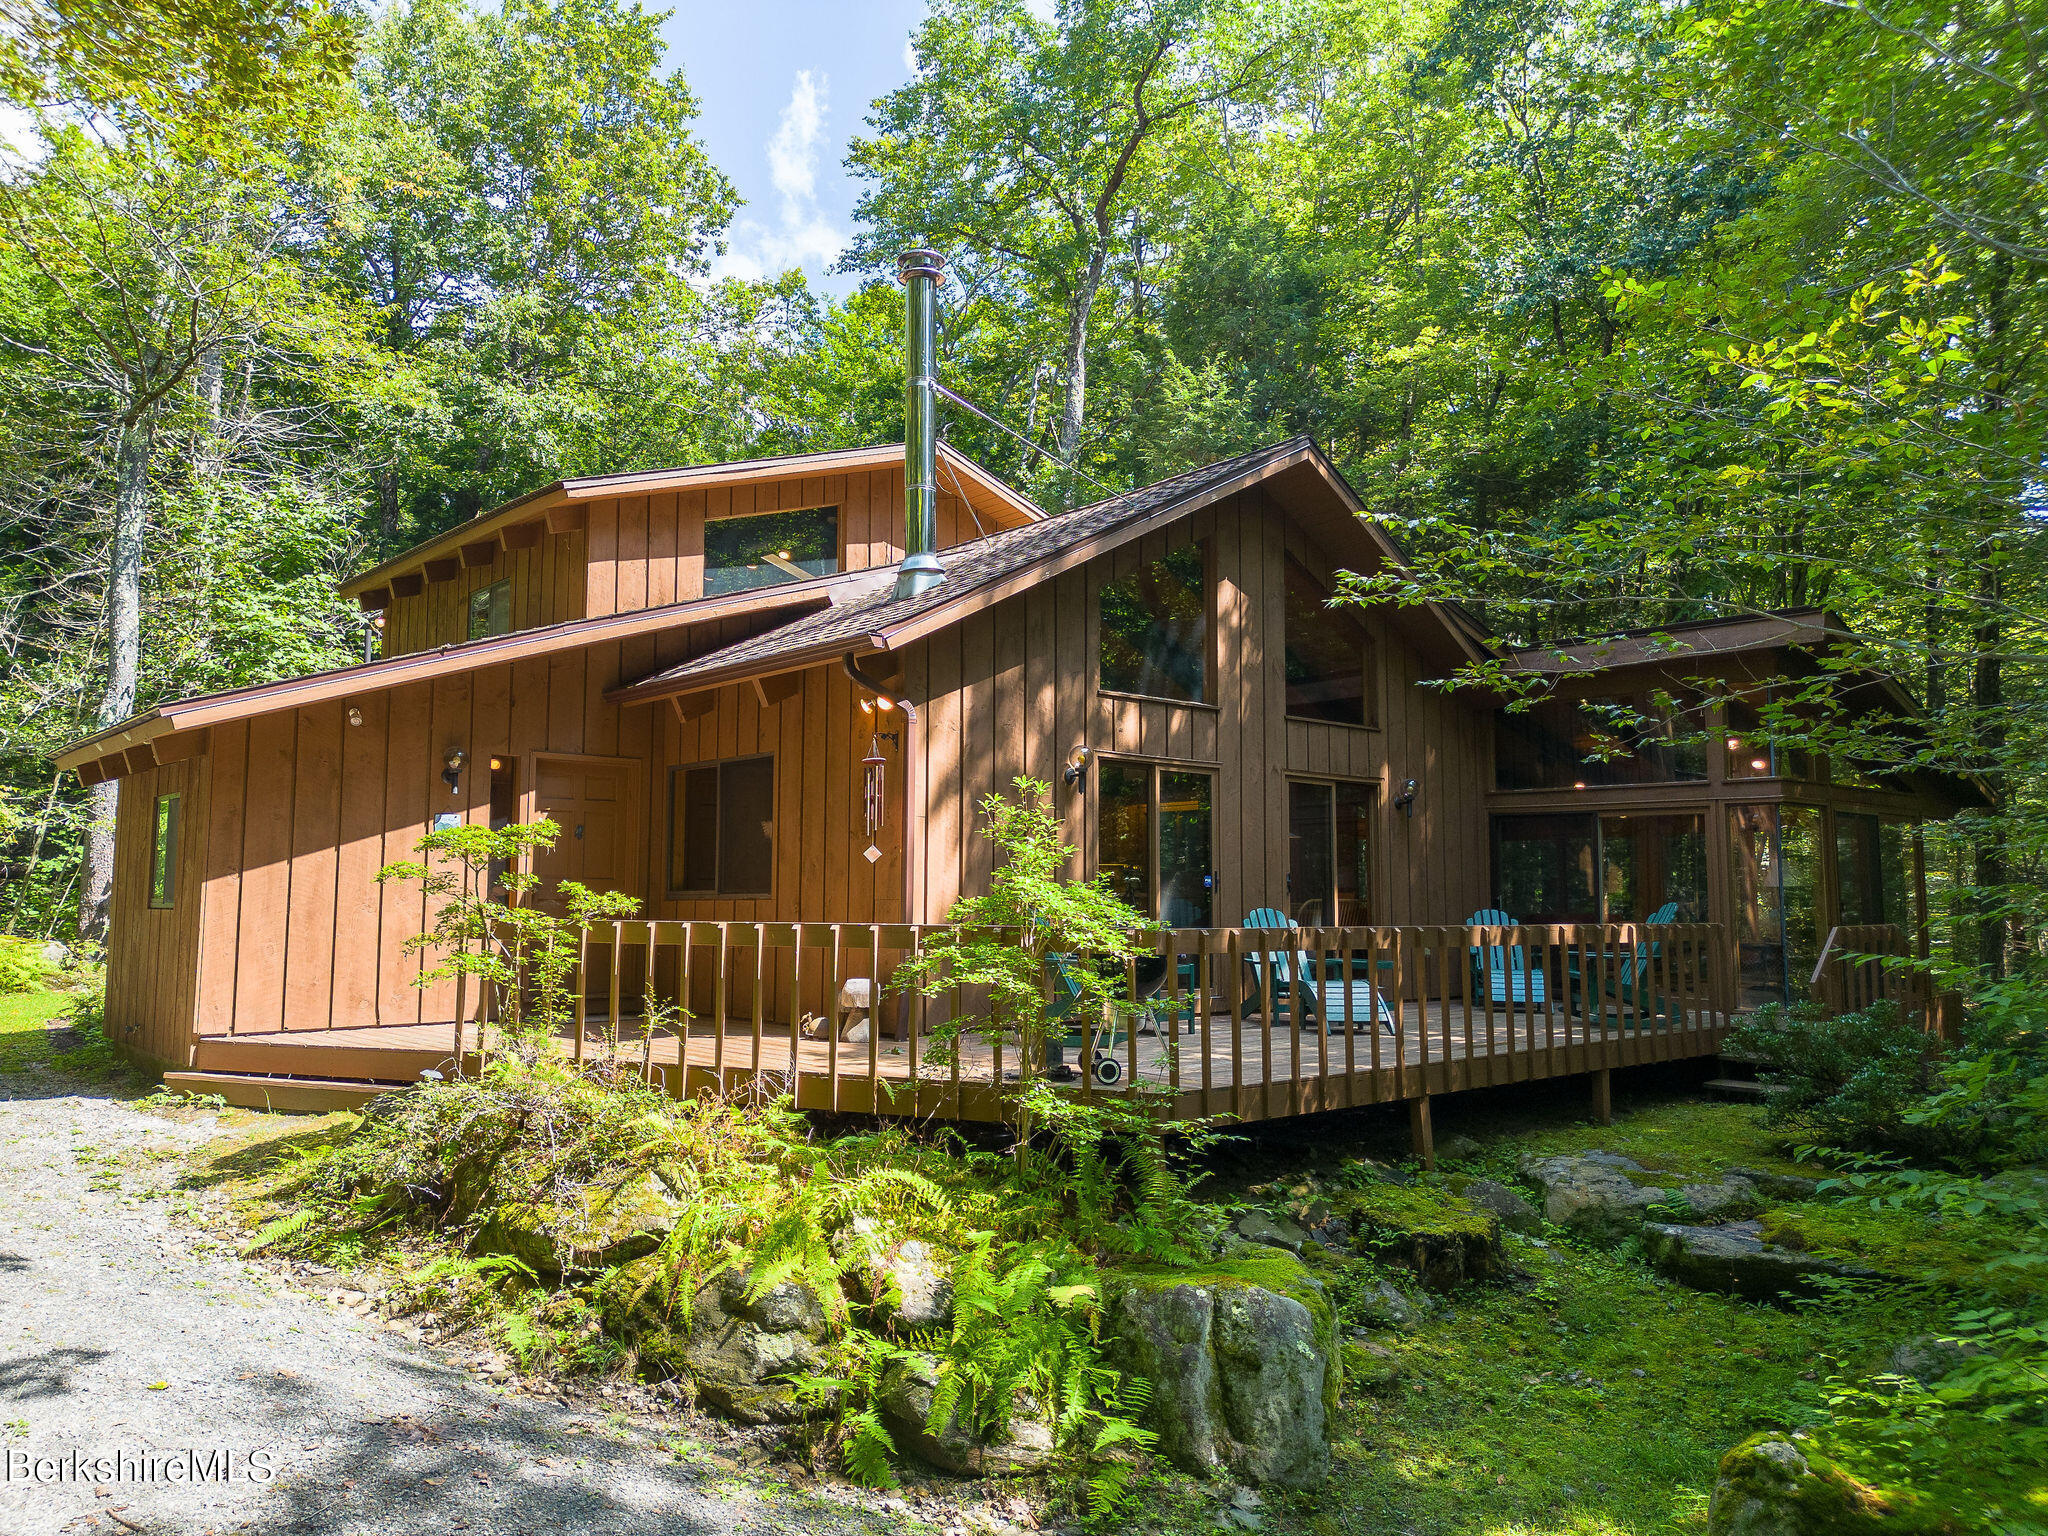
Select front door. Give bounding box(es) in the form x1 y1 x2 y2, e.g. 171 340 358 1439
530 757 635 909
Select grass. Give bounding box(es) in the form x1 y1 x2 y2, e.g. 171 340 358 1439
0 987 81 1072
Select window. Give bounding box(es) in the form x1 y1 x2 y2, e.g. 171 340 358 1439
1494 692 1706 790
1097 760 1214 925
467 579 511 639
1284 560 1374 726
705 507 839 595
1597 813 1706 922
1724 694 1814 782
149 793 180 909
1099 545 1207 703
668 756 775 896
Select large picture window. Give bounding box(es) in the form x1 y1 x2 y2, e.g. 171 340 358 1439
668 756 775 896
1099 545 1207 703
705 507 839 594
1284 560 1374 726
1729 803 1822 1007
1097 760 1214 926
1836 813 1913 928
149 792 180 909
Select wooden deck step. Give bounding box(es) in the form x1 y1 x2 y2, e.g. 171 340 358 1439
162 1071 398 1113
1701 1076 1786 1102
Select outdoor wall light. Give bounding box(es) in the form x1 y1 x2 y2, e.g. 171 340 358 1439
347 706 364 727
1063 744 1094 789
442 748 467 797
1392 778 1418 818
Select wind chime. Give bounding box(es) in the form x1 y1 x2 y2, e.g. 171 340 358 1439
859 705 898 865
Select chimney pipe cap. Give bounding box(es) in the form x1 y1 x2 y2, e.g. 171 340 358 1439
896 249 947 284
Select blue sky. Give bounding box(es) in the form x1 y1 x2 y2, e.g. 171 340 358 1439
660 1 932 295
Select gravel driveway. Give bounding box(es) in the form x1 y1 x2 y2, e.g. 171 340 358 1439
0 1070 896 1536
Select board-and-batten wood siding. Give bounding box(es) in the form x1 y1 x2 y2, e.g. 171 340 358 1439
378 467 992 656
898 487 1493 928
105 756 211 1067
185 633 658 1040
379 526 588 659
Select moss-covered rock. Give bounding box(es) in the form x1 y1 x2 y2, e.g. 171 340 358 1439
1755 1204 2012 1293
1106 1252 1339 1488
1335 1181 1503 1290
1706 1433 1949 1535
600 1257 828 1424
875 1353 1055 1476
473 1171 677 1278
1642 1221 1881 1302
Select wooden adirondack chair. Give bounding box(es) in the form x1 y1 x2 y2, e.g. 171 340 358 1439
1569 902 1682 1019
1239 908 1292 1016
1248 931 1398 1034
1466 908 1546 1007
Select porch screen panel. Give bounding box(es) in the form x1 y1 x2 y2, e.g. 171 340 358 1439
1836 813 1915 929
1098 761 1152 915
1729 804 1821 1006
1491 813 1596 923
1098 545 1206 702
1597 813 1706 921
1159 770 1213 927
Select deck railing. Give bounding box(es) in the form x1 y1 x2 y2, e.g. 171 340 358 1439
549 920 1735 1123
1809 923 1937 1024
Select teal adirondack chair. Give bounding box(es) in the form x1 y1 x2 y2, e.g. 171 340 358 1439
1570 902 1682 1019
1467 908 1546 1007
1238 908 1293 1016
1247 928 1398 1034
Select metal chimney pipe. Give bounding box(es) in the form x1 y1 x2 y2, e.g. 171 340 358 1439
894 248 947 599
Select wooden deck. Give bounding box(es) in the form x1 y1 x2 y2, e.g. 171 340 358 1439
181 918 1739 1125
190 998 1732 1123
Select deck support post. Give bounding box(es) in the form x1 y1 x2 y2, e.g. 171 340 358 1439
1591 1067 1613 1126
1408 1094 1435 1170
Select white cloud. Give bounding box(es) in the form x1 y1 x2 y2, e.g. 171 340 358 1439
713 69 847 284
1022 0 1057 21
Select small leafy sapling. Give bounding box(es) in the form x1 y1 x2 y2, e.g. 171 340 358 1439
377 817 639 1059
892 777 1159 1147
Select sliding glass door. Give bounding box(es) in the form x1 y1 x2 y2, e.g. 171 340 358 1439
1287 779 1374 926
1097 760 1215 927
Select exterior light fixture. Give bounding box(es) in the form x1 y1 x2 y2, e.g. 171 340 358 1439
1750 756 1769 773
1063 744 1093 789
347 706 364 727
489 756 504 772
1392 778 1418 817
441 748 466 797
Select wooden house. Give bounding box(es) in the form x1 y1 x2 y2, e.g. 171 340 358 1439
53 265 1975 1133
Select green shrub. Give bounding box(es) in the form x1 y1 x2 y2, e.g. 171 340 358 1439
0 935 54 995
1725 1001 1952 1157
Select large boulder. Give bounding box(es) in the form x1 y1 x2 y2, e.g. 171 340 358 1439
1106 1254 1337 1489
474 1171 677 1278
603 1260 829 1424
1642 1222 1881 1302
1518 1153 1760 1244
1706 1433 1916 1534
1335 1182 1504 1290
875 1354 1054 1476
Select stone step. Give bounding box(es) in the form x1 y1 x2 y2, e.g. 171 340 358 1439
162 1071 397 1113
1702 1076 1786 1102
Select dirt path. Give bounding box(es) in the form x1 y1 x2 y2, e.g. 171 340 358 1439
0 1072 893 1536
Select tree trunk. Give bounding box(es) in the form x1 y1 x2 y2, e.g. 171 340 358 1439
78 410 154 944
1972 559 2005 979
1055 245 1109 463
